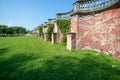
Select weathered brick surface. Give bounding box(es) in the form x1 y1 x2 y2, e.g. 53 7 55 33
71 8 120 60
71 15 79 33
67 33 76 50
43 26 48 41
53 23 58 33
43 26 48 33
52 23 63 43
52 33 57 44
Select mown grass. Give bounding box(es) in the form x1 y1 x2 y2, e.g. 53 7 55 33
0 37 120 80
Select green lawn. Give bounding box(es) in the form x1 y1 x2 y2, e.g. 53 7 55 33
0 37 120 80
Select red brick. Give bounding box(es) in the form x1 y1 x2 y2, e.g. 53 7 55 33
70 8 120 60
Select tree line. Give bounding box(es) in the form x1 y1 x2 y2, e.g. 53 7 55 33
0 25 27 36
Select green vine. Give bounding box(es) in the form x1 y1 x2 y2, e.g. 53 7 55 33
38 25 43 36
39 27 43 34
56 20 70 44
47 24 54 41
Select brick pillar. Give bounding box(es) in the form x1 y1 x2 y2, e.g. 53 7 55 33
40 33 44 39
52 33 57 44
44 33 47 41
67 33 76 50
71 15 79 33
70 14 79 49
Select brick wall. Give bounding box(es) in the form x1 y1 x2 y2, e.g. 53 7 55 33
71 8 120 60
52 23 63 43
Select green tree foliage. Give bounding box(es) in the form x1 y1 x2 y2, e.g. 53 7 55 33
0 25 27 36
0 25 8 35
47 24 54 41
26 30 32 34
6 27 13 34
56 20 70 44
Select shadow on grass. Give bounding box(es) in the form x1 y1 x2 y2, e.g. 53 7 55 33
34 56 120 80
0 53 38 80
0 48 9 55
0 52 120 80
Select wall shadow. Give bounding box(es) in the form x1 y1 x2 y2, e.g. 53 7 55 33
0 53 120 80
33 56 120 80
0 53 38 80
0 48 9 55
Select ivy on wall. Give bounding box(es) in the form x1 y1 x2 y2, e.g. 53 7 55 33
38 25 43 36
47 24 54 41
56 20 70 44
39 26 43 34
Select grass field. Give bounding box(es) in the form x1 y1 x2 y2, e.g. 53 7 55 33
0 37 120 80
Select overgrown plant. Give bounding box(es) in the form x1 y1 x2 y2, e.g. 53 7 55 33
56 20 70 44
38 25 43 36
47 24 54 41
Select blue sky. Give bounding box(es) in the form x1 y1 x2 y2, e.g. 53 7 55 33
0 0 75 30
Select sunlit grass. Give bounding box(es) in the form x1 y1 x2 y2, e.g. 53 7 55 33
0 37 120 80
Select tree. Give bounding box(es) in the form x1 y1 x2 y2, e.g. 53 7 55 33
0 24 27 36
0 25 7 36
6 27 13 34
